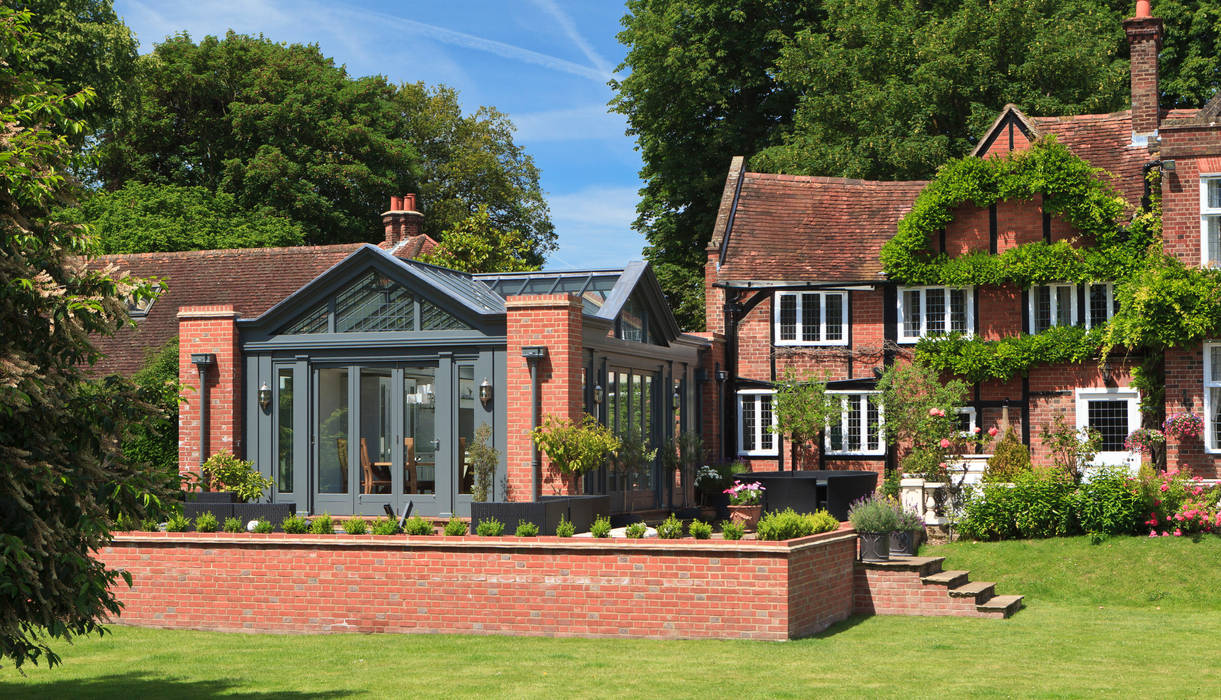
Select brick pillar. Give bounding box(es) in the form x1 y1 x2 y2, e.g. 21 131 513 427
705 247 725 335
1124 8 1163 140
178 305 242 482
505 294 584 500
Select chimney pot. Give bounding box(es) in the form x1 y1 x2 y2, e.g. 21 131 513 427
403 193 417 212
381 193 423 248
1135 0 1151 18
391 195 403 211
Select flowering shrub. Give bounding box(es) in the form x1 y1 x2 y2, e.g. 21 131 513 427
1163 413 1204 440
723 480 765 505
1144 471 1219 537
1124 428 1165 455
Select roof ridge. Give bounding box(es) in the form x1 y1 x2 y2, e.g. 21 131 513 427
744 172 929 187
90 242 365 262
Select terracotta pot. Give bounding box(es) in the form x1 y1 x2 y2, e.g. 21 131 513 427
727 504 762 530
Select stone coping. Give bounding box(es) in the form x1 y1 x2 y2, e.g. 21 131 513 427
110 524 857 555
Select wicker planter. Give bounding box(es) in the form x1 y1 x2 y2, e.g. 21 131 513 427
727 504 762 530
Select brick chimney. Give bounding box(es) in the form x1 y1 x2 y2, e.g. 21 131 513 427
1124 0 1163 146
381 194 424 248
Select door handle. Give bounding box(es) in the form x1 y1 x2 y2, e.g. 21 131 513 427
430 438 441 450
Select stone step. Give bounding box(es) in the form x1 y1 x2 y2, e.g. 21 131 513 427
921 569 969 588
948 580 996 604
978 594 1024 618
859 555 945 576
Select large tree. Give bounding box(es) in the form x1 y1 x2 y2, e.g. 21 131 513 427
0 7 173 668
610 0 825 330
96 32 555 264
613 0 1221 331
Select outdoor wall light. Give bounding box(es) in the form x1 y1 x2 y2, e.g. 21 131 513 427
673 383 681 410
593 384 604 404
479 378 493 406
258 382 272 413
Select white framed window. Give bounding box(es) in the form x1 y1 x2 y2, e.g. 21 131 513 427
1074 388 1141 469
897 286 972 343
1201 175 1221 267
1204 344 1221 454
774 291 848 346
1084 282 1119 329
1029 284 1078 333
737 390 778 456
955 407 977 436
826 392 884 455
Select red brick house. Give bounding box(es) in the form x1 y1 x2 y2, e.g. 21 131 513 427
704 3 1221 479
98 194 717 518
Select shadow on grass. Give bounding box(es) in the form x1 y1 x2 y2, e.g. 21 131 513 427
807 613 872 639
0 671 355 700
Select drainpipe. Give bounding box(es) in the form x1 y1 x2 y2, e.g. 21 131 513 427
522 346 548 502
190 353 216 483
1141 160 1172 211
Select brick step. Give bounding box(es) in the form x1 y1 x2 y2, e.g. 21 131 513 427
948 580 996 604
921 569 969 588
978 594 1024 618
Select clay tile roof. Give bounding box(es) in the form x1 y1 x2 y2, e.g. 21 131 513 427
718 173 928 282
87 244 363 376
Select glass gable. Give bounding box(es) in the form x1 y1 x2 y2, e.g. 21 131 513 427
479 271 622 314
278 270 471 335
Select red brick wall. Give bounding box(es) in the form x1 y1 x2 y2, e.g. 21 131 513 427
705 250 725 336
99 530 858 641
1158 147 1221 267
1124 15 1162 136
505 295 583 500
178 305 242 477
1164 345 1218 477
853 567 997 618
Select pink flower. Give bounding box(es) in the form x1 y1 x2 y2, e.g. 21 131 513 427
928 408 939 417
939 462 947 470
1160 483 1170 492
1149 531 1158 537
939 438 951 449
972 426 981 434
988 427 999 437
1168 467 1179 476
1175 529 1183 536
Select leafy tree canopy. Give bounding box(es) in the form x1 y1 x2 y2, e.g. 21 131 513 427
0 7 172 668
418 205 539 273
60 182 305 254
96 32 555 264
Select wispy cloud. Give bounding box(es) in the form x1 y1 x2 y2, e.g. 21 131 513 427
529 0 613 75
513 105 627 143
329 5 611 83
544 185 645 269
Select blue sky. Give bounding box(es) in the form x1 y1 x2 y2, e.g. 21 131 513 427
113 0 645 270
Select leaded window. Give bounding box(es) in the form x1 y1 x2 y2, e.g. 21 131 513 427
1203 177 1221 267
898 287 972 343
738 391 777 456
826 393 884 455
774 291 847 345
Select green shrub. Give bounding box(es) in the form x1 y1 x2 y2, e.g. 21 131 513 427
720 520 745 540
142 518 161 532
193 511 218 533
984 429 1033 483
475 518 504 536
757 508 839 541
199 451 273 502
342 518 368 535
404 516 434 536
371 517 400 535
590 515 612 538
164 512 190 532
514 520 539 537
625 521 648 538
1078 467 1142 535
880 468 901 500
848 496 899 534
555 516 575 537
309 512 334 534
222 516 243 533
252 518 274 534
960 470 1079 540
688 519 712 539
901 447 948 482
443 517 468 536
656 513 684 539
281 514 308 534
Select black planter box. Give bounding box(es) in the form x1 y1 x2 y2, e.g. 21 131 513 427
182 502 233 522
231 503 296 530
470 500 569 535
185 491 238 504
541 494 610 533
732 470 878 522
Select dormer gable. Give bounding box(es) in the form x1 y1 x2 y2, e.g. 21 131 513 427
972 104 1041 159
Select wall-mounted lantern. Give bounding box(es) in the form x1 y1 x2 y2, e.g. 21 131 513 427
673 382 681 410
258 382 272 413
479 378 493 406
593 384 604 405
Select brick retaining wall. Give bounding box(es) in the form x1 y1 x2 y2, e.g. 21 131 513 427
100 529 859 641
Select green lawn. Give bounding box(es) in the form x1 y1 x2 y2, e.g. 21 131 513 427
3 536 1221 698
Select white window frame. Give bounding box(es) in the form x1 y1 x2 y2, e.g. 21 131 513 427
1084 282 1119 329
825 391 885 456
737 390 778 457
955 407 977 437
1074 388 1141 470
1201 174 1221 268
1204 343 1221 454
773 291 849 346
1028 283 1079 332
897 286 974 344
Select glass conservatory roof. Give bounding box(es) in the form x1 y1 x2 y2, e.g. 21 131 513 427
476 270 624 315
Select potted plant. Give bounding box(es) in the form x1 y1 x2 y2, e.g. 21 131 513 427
193 451 292 526
848 494 900 562
1163 413 1204 441
890 505 924 557
723 480 765 530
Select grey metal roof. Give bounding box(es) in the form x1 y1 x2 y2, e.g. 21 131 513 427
389 254 506 314
476 269 623 315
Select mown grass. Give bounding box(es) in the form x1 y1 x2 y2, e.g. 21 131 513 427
3 536 1220 698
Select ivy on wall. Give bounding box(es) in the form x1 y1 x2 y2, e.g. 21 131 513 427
913 326 1105 384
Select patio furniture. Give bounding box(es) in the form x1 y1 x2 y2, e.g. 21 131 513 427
404 437 418 493
336 437 349 492
732 470 879 521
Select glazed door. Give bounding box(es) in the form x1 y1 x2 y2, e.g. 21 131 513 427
271 361 308 512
